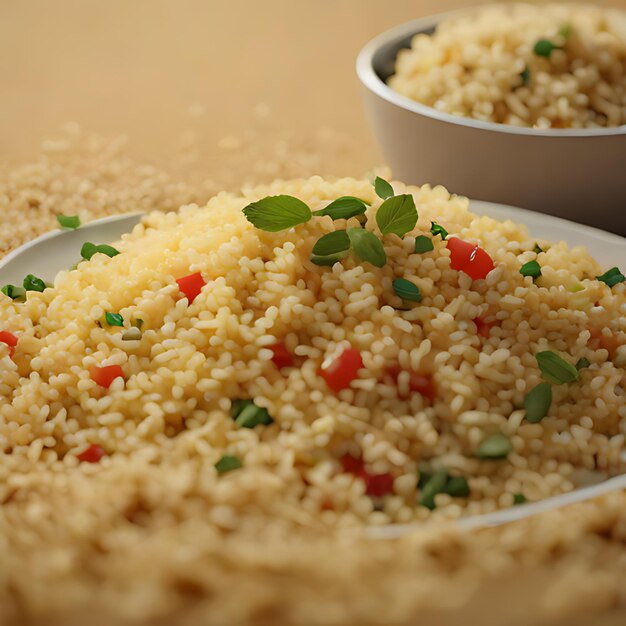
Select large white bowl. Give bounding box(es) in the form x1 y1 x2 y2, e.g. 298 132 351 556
356 10 626 236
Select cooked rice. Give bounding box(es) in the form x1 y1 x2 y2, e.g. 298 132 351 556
1 175 624 532
389 3 626 129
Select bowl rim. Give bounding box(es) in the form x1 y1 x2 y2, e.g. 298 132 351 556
355 7 626 139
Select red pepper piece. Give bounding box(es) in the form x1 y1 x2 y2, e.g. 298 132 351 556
363 472 394 497
588 327 622 360
447 238 495 280
319 347 363 393
77 444 106 463
340 453 365 474
387 365 437 402
269 342 294 369
473 317 494 338
0 330 18 358
176 272 206 304
89 364 125 389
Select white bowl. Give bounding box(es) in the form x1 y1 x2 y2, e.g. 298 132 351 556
356 10 626 236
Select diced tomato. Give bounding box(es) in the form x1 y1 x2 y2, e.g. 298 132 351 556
269 342 294 369
473 317 494 338
0 331 18 358
89 364 125 389
340 454 394 497
386 365 437 402
340 453 365 474
77 444 106 463
447 238 494 280
319 347 363 393
176 272 206 304
588 327 622 360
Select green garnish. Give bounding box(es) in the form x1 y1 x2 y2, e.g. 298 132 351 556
575 357 590 370
520 260 542 279
105 312 124 327
533 39 559 57
231 399 274 429
513 493 526 505
430 222 448 240
310 230 350 266
476 433 512 460
23 274 47 292
392 278 422 302
57 215 81 230
418 469 448 510
1 284 26 301
524 382 552 423
532 243 543 254
376 194 418 238
81 242 120 261
443 475 470 498
242 195 312 232
520 65 531 85
347 227 387 268
132 318 144 330
215 455 243 474
535 351 578 385
559 23 573 38
373 176 394 200
414 235 434 253
312 197 368 221
596 267 625 288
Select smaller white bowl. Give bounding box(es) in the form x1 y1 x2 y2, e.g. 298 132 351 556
356 10 626 235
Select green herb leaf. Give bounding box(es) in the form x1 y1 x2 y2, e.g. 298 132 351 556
524 382 552 423
376 194 417 238
231 399 274 429
81 242 120 261
520 260 542 279
535 351 579 385
310 229 350 266
443 475 470 498
575 357 590 370
347 227 387 268
57 215 81 229
373 176 394 200
242 195 312 232
559 23 573 38
414 235 434 253
532 243 543 254
1 284 26 301
215 454 243 474
534 39 559 57
520 65 531 85
513 493 526 505
392 278 422 302
105 312 124 327
430 222 448 240
23 274 47 292
476 433 512 460
132 318 144 330
596 267 625 288
418 468 448 510
312 197 368 221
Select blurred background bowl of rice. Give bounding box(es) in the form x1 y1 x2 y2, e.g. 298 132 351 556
357 3 626 235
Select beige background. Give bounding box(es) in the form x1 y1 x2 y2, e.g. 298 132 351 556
2 0 624 176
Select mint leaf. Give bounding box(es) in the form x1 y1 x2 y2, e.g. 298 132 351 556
243 195 312 232
312 197 368 220
373 176 394 200
376 194 417 238
347 227 386 268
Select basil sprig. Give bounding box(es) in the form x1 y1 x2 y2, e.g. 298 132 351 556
596 267 625 288
310 230 351 266
376 194 418 238
374 176 394 200
312 196 368 220
243 195 312 232
535 351 578 385
347 227 386 268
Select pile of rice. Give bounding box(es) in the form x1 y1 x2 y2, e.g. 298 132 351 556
1 175 624 532
389 3 626 129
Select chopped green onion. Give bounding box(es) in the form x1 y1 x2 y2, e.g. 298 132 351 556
524 382 552 423
23 274 47 292
242 195 312 232
392 278 422 302
575 357 590 370
373 176 394 200
534 39 559 57
430 222 448 240
596 267 625 288
532 243 544 254
559 23 573 38
418 468 448 510
81 242 120 261
347 227 386 268
215 454 243 474
231 399 274 429
310 230 350 266
57 215 81 229
312 197 368 221
520 65 531 85
375 194 418 238
535 351 578 385
520 260 542 279
414 235 434 253
132 318 144 330
513 493 526 505
476 433 512 460
105 312 124 327
443 475 470 498
1 284 26 301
